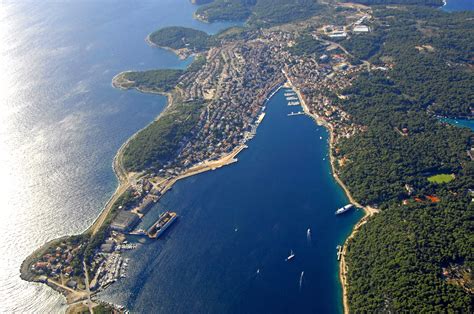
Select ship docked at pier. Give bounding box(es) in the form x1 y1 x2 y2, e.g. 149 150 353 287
147 211 178 239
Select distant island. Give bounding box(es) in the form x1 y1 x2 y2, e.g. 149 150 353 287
22 0 473 313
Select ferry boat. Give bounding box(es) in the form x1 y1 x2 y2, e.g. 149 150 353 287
147 211 178 239
335 204 354 215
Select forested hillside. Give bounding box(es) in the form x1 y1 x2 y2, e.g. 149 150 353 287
148 27 215 51
335 6 473 312
347 0 442 5
195 0 320 26
341 8 474 117
122 100 205 172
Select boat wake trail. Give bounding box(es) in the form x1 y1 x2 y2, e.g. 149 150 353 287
299 271 304 291
306 228 312 245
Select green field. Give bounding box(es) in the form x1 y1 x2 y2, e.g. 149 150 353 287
427 173 455 184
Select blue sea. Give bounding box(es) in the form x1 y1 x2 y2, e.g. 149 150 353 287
0 0 471 312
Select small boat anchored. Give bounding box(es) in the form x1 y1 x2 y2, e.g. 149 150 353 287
286 250 295 261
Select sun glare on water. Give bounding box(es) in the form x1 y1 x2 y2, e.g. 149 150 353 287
0 4 22 224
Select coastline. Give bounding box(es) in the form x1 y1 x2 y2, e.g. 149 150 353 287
21 71 277 312
86 73 176 236
22 66 372 313
145 34 192 60
283 73 378 314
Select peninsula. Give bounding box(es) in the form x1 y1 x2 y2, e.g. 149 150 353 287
21 0 473 313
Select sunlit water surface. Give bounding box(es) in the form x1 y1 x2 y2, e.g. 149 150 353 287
0 1 236 311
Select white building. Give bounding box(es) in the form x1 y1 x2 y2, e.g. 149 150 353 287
328 31 347 38
353 25 370 33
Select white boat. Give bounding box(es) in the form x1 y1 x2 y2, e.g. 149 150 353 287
299 271 304 289
286 250 295 261
335 204 354 215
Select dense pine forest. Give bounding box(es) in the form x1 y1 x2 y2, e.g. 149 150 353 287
195 0 320 26
335 6 473 312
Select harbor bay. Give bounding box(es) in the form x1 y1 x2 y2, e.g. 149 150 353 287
97 89 363 313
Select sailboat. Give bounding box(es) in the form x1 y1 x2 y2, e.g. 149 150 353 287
286 250 295 261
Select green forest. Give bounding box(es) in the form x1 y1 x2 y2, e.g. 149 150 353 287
122 69 184 93
333 6 473 312
288 34 329 57
122 100 205 172
119 57 208 172
148 26 215 51
347 0 442 5
196 0 320 26
340 8 474 118
196 0 255 22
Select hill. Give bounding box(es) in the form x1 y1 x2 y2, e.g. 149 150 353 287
349 0 442 5
148 26 215 52
195 0 320 26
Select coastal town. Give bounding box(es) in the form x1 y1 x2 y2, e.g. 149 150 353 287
13 0 474 312
22 3 381 312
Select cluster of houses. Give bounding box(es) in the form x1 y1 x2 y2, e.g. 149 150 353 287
285 48 365 141
159 39 285 175
31 241 84 289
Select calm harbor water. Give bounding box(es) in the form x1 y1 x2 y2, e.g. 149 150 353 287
1 0 471 313
98 89 362 313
